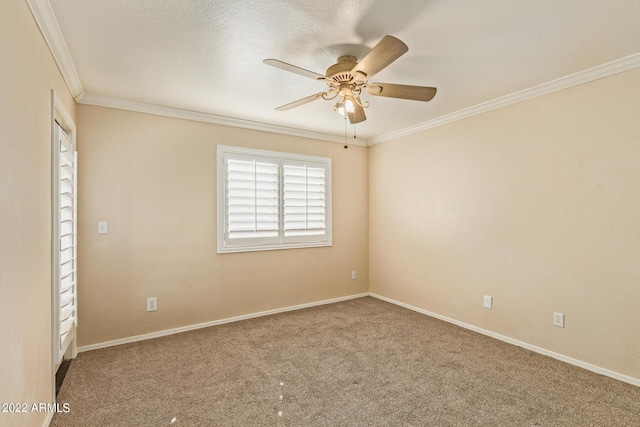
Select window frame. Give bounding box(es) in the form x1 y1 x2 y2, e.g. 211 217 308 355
217 145 332 253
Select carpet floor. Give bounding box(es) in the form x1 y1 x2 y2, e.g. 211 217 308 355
52 297 640 426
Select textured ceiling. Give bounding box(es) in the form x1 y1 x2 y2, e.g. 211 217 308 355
48 0 640 141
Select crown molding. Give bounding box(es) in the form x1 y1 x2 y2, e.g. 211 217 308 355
26 0 84 98
370 52 640 145
28 0 639 147
77 93 368 146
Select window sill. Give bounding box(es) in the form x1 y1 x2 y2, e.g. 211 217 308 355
217 240 332 254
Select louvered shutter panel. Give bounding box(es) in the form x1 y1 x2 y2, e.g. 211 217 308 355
56 124 77 364
283 162 327 237
225 154 279 241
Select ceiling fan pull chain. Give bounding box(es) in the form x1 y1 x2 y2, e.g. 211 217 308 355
344 115 348 149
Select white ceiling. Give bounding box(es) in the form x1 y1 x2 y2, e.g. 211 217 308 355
45 0 640 142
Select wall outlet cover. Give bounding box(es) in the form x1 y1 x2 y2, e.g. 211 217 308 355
483 295 493 309
553 312 564 328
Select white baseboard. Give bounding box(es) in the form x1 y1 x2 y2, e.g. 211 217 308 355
78 293 369 353
77 291 638 388
44 411 54 427
369 293 640 388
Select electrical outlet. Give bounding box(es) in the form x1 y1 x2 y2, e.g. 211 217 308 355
351 271 357 280
553 312 564 328
483 295 492 309
147 297 157 312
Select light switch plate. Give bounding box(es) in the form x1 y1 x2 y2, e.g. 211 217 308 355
98 221 108 234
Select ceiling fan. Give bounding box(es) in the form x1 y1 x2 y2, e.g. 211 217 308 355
263 35 436 124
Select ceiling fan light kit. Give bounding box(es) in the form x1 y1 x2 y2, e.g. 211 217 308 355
333 98 355 116
264 35 437 125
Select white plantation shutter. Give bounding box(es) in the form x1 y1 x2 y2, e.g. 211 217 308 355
54 123 77 365
218 145 331 253
226 154 279 241
283 162 327 237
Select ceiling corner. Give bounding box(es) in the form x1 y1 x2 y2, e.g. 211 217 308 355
26 0 84 98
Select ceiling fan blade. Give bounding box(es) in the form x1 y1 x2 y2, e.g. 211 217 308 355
352 35 408 79
347 96 366 124
263 59 326 81
275 92 325 111
366 83 437 102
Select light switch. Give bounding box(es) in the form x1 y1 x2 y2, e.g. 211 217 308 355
98 221 108 234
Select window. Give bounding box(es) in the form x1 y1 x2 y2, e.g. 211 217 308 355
217 145 332 253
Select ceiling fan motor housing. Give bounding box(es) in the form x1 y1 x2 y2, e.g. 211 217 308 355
326 55 358 84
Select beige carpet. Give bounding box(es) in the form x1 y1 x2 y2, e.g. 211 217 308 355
52 297 640 426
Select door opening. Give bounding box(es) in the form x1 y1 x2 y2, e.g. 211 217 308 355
51 91 78 400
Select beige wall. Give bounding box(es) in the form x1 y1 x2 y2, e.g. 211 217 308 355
3 4 638 422
370 68 640 380
75 105 369 346
0 1 76 426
